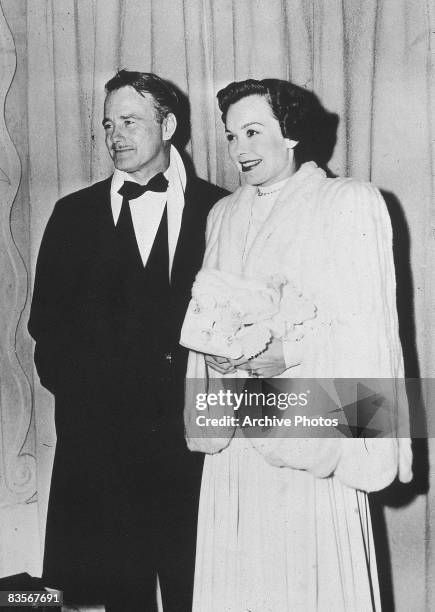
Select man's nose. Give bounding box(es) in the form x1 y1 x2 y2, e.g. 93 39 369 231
111 124 124 143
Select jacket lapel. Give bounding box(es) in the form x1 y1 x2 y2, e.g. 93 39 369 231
171 177 208 292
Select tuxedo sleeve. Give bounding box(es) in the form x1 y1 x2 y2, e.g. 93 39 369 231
28 201 77 394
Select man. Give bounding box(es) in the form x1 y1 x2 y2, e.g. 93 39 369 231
28 71 227 611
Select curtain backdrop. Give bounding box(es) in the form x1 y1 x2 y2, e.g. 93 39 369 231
21 1 434 610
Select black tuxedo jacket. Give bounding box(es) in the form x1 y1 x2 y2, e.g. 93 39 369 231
28 172 227 601
29 174 226 393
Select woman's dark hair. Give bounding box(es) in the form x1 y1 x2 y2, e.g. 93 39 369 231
217 78 337 168
105 70 180 124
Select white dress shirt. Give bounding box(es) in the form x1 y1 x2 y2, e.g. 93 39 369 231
110 145 187 276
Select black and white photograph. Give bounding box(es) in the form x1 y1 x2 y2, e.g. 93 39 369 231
0 1 433 611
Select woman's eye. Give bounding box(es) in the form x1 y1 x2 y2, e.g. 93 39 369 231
246 129 258 137
226 134 235 142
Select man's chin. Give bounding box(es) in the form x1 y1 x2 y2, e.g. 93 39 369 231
113 160 135 172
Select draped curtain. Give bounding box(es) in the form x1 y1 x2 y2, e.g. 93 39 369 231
15 0 434 609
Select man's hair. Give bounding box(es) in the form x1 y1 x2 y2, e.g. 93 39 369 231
105 70 180 123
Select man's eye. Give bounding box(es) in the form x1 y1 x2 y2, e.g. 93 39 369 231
125 120 135 126
246 129 258 137
103 123 112 131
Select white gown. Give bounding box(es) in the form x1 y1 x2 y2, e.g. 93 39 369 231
185 163 412 611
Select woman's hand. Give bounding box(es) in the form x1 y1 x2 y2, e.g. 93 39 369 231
205 354 240 374
205 337 301 377
235 337 289 378
205 353 253 374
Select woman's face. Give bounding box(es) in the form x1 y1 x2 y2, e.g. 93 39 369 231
225 94 294 186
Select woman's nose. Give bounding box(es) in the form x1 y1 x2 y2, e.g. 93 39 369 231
233 137 249 158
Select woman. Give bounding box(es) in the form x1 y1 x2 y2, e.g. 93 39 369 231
183 79 412 611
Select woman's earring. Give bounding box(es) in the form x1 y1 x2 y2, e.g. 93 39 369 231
285 139 298 149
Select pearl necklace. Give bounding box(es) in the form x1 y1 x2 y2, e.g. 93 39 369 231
256 186 283 197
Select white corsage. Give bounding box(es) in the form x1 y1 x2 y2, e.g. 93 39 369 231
180 269 316 359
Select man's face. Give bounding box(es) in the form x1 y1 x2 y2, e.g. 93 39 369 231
103 86 173 183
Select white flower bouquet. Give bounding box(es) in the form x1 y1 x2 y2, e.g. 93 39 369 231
180 269 316 359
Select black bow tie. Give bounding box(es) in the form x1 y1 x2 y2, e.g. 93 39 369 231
118 173 168 200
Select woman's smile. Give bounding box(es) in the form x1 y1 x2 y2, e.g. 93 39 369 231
239 159 262 172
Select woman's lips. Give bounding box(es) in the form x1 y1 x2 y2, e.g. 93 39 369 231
240 159 261 172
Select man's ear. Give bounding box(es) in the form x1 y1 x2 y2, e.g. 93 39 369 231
162 113 177 141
